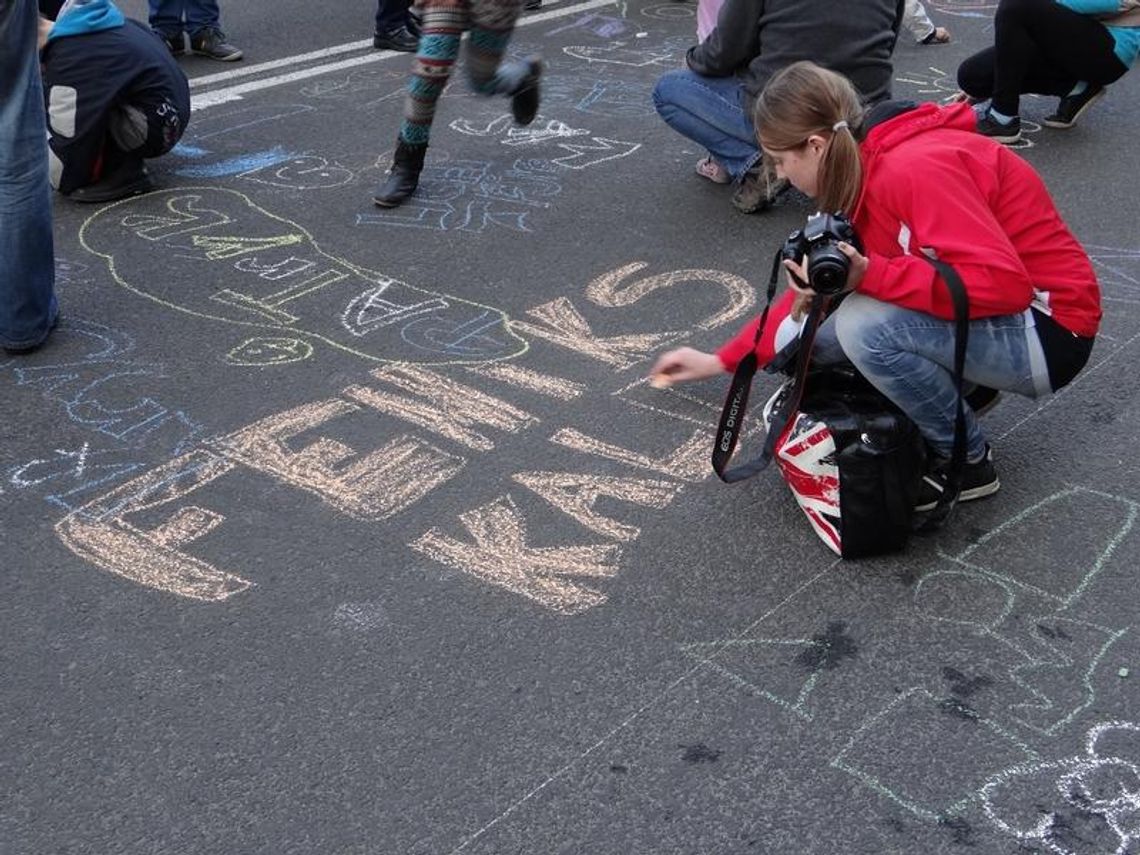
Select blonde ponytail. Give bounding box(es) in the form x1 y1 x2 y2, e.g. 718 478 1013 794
753 62 865 215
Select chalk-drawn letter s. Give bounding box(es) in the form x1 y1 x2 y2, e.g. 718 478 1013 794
77 188 528 365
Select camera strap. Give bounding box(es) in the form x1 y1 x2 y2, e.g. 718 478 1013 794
712 250 825 483
913 252 970 531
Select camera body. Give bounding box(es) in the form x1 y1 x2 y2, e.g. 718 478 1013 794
780 211 862 296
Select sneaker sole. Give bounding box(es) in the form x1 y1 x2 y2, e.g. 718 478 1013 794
193 49 243 61
988 130 1022 145
915 477 1000 513
1043 88 1106 129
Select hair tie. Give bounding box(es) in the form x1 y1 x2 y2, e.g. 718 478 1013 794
832 120 849 132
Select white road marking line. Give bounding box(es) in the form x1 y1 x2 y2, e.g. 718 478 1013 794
190 0 616 111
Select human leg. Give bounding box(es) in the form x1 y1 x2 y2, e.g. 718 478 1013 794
832 294 1049 460
374 0 418 50
652 70 759 181
373 0 466 207
186 0 242 61
988 0 1123 117
464 0 541 124
0 0 58 352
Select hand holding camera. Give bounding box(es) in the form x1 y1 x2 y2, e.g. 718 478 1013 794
780 211 867 298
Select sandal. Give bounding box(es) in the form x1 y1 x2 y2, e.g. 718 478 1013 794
695 156 730 184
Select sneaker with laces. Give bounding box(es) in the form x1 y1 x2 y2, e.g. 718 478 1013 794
731 160 789 214
915 444 1000 512
190 28 243 62
1043 85 1105 129
975 109 1021 144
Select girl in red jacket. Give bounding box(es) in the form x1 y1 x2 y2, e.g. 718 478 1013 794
651 61 1101 510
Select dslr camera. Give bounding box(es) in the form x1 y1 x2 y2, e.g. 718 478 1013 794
780 211 862 296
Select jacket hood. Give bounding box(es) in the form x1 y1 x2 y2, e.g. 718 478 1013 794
49 0 125 42
851 100 978 218
860 100 977 157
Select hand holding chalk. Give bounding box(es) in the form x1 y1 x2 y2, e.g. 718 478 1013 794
648 347 723 385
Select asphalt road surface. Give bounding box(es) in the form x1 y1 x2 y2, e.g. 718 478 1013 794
4 2 1140 853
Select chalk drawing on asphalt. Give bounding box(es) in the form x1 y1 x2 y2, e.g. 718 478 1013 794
79 187 526 364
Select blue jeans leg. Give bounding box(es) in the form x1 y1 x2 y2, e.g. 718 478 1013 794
149 0 185 36
0 0 58 350
652 69 761 181
826 294 1050 459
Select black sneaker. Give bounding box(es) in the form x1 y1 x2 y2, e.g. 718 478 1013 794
524 0 542 9
731 161 789 214
915 444 1000 512
373 25 418 51
975 110 1021 144
67 160 153 203
190 28 243 61
964 385 1001 416
156 30 185 55
1043 85 1106 129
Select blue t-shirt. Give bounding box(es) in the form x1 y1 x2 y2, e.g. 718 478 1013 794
1056 0 1140 67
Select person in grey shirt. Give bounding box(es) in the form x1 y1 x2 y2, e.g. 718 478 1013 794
652 0 904 214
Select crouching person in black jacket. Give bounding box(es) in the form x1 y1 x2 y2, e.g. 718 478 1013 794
39 0 190 202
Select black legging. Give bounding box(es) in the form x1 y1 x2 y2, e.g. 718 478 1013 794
957 0 1128 116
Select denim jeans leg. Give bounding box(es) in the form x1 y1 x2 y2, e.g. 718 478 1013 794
185 0 221 39
0 0 58 350
652 70 760 180
832 294 1047 459
149 0 186 36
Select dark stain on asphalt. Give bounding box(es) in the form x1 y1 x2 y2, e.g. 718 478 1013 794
797 622 859 671
942 666 995 698
679 743 721 763
938 816 977 846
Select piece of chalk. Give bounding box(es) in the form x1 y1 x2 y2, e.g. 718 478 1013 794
635 31 648 37
1119 667 1130 678
649 374 673 389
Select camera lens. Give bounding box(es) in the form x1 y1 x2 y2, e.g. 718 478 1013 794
808 247 850 295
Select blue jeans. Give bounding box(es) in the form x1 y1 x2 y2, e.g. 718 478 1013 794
652 69 761 181
812 294 1051 459
0 0 58 350
149 0 220 38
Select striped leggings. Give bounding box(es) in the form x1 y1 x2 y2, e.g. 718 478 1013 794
398 0 528 146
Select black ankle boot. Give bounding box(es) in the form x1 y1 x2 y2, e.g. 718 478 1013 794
373 140 427 207
510 56 543 126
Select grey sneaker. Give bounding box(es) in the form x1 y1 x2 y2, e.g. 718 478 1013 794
190 27 243 61
1044 85 1105 129
731 159 789 214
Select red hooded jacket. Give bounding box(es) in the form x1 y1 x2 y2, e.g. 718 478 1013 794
718 102 1101 371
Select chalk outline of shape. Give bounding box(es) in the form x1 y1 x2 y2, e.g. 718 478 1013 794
937 486 1139 610
639 2 695 19
562 42 676 67
1003 617 1128 737
225 336 314 366
678 637 826 722
1086 244 1140 293
239 155 356 190
77 187 528 366
830 686 1039 822
980 720 1140 854
551 137 642 169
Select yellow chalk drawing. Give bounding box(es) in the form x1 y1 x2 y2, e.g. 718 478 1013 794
79 187 527 365
225 337 314 366
586 263 755 331
411 495 621 615
55 450 251 602
342 365 539 452
511 297 679 369
463 363 587 400
551 427 712 481
512 472 681 541
209 398 465 521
